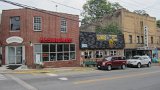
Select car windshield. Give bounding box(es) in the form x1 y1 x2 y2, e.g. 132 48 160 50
131 57 140 59
103 56 112 61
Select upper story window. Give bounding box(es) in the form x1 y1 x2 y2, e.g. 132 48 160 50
33 16 41 31
10 16 20 31
129 35 132 44
60 17 67 32
151 36 153 44
141 36 144 44
137 36 140 44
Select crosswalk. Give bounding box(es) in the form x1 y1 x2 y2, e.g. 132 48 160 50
0 74 7 80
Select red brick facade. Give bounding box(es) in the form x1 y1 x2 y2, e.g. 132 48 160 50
0 8 80 68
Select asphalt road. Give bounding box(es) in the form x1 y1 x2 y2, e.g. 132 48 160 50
0 66 160 90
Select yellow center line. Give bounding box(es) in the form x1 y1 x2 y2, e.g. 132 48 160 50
74 71 160 84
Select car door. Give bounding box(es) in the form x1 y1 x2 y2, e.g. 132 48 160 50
112 57 119 68
140 57 145 65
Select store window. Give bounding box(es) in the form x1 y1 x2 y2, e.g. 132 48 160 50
110 50 117 56
60 17 67 32
33 16 41 31
95 51 103 58
84 51 93 59
34 43 75 62
10 16 20 31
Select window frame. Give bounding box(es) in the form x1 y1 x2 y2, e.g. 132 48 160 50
34 43 76 62
10 16 20 31
60 17 67 33
33 16 42 31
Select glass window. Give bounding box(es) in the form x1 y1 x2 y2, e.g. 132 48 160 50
70 44 75 51
110 50 117 56
34 16 41 31
50 53 56 61
50 44 56 52
42 53 49 61
57 44 63 52
64 44 69 51
96 51 103 58
64 53 69 60
35 44 41 52
42 44 49 52
34 44 75 61
57 53 63 60
60 17 67 32
70 52 75 59
10 16 20 31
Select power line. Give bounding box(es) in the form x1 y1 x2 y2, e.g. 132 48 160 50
49 0 83 12
0 0 81 22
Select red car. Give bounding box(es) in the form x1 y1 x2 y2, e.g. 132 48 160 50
97 56 127 71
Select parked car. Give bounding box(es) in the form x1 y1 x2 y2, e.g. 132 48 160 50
96 56 127 71
127 55 151 68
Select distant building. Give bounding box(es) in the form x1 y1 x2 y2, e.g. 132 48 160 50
80 8 160 60
0 8 80 68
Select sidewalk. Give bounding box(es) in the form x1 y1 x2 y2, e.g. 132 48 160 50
0 66 96 74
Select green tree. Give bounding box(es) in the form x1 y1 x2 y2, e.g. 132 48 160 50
81 0 122 24
95 23 122 35
157 20 160 28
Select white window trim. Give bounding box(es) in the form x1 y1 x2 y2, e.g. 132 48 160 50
60 18 67 33
33 16 42 31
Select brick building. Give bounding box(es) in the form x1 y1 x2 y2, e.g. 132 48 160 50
81 8 160 61
0 8 80 68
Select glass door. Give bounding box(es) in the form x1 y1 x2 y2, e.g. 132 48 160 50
8 46 22 64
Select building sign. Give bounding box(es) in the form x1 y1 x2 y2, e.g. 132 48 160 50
96 35 106 41
6 36 23 44
82 44 88 48
144 26 148 47
40 38 72 43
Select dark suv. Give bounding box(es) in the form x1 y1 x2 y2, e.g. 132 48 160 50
97 56 127 71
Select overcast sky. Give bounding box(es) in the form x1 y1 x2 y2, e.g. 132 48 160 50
0 0 160 20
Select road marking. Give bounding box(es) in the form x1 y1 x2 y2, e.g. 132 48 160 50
46 73 58 76
74 71 160 84
58 77 68 80
6 74 38 90
0 74 7 80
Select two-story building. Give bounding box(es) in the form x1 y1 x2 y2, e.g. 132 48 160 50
0 8 80 68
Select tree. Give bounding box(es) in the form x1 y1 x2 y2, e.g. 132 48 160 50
134 10 149 16
95 23 122 35
157 20 160 28
81 0 122 24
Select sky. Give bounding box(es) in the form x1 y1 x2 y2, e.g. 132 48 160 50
0 0 160 20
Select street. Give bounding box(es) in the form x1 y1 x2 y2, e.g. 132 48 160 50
0 66 160 90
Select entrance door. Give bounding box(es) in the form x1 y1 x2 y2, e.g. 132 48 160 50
8 46 22 64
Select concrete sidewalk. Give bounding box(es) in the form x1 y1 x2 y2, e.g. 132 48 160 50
0 66 96 74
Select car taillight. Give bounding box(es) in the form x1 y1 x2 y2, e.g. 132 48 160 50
102 62 106 66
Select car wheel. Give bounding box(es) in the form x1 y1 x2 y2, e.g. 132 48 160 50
147 62 151 67
137 63 141 68
107 65 112 71
121 64 126 69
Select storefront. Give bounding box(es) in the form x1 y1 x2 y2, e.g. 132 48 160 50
80 32 125 62
0 8 80 68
